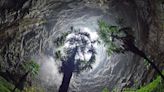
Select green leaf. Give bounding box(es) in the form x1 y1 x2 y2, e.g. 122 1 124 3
102 87 109 92
98 20 122 55
24 60 40 77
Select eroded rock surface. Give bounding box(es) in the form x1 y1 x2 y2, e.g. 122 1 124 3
0 0 164 92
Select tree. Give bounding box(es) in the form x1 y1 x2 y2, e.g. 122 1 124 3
55 27 97 92
98 20 164 80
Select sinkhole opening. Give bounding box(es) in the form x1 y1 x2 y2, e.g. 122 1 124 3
37 15 110 91
54 26 105 74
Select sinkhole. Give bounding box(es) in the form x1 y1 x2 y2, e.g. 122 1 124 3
0 0 162 92
35 5 145 92
37 15 111 92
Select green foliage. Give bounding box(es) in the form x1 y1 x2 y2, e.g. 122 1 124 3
111 71 164 92
0 61 40 92
23 86 45 92
98 20 119 40
0 78 12 92
122 88 136 92
55 50 62 60
111 88 119 92
144 59 150 70
154 80 164 92
102 87 110 92
57 28 97 74
54 32 70 47
0 76 19 92
60 32 70 46
98 20 121 55
137 74 164 92
23 60 40 77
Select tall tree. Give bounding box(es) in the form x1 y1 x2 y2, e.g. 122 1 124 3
55 27 97 92
98 20 164 80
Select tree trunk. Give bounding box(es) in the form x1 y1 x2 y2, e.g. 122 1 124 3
58 70 73 92
58 46 78 92
130 45 164 80
139 51 164 80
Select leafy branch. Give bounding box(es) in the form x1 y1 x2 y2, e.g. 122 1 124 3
98 20 164 80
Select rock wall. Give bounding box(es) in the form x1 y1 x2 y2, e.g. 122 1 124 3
0 0 163 92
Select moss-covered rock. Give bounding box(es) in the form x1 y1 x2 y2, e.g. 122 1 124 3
23 86 45 92
137 75 164 92
0 76 18 92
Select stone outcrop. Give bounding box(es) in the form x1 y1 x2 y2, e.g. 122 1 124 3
0 0 164 92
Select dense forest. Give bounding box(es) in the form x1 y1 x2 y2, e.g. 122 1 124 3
0 0 164 92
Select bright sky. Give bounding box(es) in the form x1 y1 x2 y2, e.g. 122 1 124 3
64 27 99 61
82 27 98 40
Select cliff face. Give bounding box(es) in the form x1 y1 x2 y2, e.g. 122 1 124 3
0 0 164 92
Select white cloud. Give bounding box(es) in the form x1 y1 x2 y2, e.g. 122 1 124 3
36 55 63 86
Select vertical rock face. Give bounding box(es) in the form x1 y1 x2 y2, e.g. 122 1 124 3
0 0 164 92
